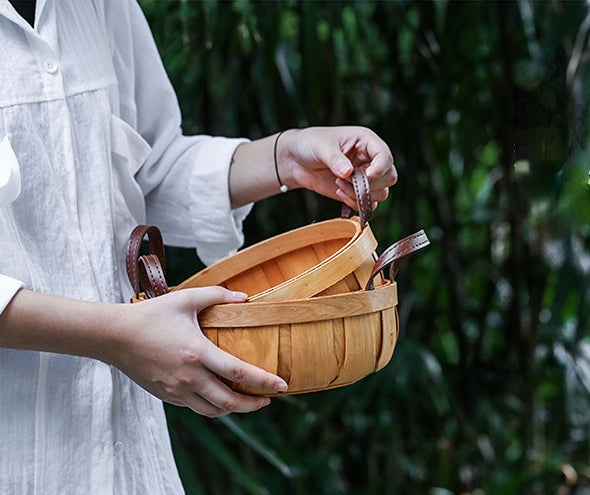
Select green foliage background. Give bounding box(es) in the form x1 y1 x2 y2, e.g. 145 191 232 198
140 1 590 494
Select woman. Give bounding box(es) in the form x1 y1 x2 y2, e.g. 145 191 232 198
0 1 397 493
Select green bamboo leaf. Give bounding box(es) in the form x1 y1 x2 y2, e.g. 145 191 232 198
173 408 270 495
301 1 325 114
168 427 208 495
217 416 298 478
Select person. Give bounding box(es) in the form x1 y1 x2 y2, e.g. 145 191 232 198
0 0 397 493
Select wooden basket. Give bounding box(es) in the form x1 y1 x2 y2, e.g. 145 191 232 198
126 169 430 395
197 280 400 395
176 216 380 301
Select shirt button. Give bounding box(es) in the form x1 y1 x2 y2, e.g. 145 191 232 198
113 441 124 454
43 59 59 74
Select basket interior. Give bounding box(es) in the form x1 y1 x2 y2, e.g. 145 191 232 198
177 218 362 296
222 236 349 294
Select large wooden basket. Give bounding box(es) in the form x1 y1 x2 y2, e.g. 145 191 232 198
197 280 399 395
126 169 429 395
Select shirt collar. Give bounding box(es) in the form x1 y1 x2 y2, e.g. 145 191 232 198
36 0 47 27
0 0 48 31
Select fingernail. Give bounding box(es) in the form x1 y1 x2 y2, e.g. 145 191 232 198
338 163 353 177
231 291 248 300
276 379 288 393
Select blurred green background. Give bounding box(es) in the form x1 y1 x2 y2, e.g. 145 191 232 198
140 1 590 494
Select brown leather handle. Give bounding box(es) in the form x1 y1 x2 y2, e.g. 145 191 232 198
126 225 166 297
365 230 430 290
340 167 372 230
137 254 170 299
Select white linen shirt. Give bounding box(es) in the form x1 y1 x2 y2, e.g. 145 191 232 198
0 0 252 493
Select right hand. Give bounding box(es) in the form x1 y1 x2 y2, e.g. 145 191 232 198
110 286 288 417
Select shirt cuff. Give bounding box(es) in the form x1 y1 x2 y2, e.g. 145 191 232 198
189 137 253 266
153 136 253 266
0 274 24 314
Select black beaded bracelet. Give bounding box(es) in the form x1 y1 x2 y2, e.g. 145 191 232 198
273 131 288 193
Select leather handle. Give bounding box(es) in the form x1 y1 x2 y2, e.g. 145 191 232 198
365 230 430 290
340 167 372 230
138 254 170 299
126 225 166 297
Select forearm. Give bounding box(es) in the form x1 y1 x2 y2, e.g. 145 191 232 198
0 289 126 363
0 287 286 416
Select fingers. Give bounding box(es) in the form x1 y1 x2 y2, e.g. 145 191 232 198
324 152 354 179
182 391 270 418
335 164 392 212
198 336 288 393
187 287 288 410
172 339 285 417
335 177 390 203
310 127 397 208
184 373 272 418
180 286 248 313
184 286 289 393
334 128 396 181
363 138 396 181
171 348 282 417
181 286 289 414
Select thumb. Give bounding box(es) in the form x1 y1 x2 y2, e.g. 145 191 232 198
183 286 248 313
325 152 354 179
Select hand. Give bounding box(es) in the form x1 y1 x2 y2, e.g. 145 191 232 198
280 126 397 211
111 287 288 417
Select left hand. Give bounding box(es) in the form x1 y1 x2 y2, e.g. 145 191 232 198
278 126 397 211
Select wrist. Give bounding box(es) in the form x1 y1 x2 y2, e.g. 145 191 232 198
275 128 303 191
88 302 133 365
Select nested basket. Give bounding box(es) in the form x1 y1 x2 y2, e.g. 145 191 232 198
175 216 381 301
126 169 429 395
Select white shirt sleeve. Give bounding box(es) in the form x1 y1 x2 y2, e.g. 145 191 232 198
109 1 253 266
145 135 253 266
0 273 24 314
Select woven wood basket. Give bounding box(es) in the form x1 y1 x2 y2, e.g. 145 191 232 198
175 216 380 301
126 169 430 395
196 280 400 395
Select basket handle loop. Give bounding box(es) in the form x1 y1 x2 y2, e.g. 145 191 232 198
137 253 170 299
340 166 372 230
365 230 430 291
126 224 167 297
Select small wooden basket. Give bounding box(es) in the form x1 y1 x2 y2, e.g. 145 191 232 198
176 216 380 301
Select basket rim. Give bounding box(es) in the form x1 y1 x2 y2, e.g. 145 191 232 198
247 220 377 302
176 217 375 301
198 280 397 328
